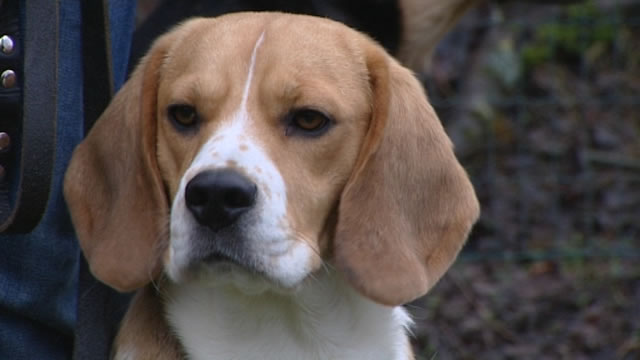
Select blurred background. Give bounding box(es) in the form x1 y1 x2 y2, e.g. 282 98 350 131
137 1 640 358
416 1 639 359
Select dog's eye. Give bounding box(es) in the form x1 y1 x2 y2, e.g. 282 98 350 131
168 104 199 130
286 109 332 137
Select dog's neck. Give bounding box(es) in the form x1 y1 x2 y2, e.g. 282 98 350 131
162 268 413 360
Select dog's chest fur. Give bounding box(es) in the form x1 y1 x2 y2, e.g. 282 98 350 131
164 270 412 360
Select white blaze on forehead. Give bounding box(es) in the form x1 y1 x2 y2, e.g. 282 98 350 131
187 30 272 186
168 30 315 287
240 31 265 109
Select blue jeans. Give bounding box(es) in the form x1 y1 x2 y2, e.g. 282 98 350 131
0 1 135 358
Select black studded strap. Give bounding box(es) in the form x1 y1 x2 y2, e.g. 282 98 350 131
0 0 58 233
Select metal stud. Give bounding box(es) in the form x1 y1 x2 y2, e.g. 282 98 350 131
0 132 9 152
1 69 16 88
0 35 14 54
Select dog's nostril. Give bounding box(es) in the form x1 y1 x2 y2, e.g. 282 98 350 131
185 185 207 207
185 169 258 230
224 184 257 209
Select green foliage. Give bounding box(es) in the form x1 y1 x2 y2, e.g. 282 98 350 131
521 1 618 68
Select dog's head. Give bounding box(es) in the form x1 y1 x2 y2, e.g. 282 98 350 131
64 13 478 306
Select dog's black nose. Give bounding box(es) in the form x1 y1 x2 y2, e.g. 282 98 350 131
185 169 257 230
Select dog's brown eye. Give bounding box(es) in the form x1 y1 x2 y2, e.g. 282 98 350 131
168 104 199 130
286 109 332 137
293 110 327 131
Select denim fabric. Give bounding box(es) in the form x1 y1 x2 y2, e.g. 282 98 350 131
110 0 136 89
0 1 135 358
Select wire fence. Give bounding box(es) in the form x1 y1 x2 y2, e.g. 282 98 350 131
424 0 640 262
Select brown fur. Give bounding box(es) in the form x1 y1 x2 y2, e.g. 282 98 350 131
113 286 185 359
63 25 180 291
64 12 479 357
335 42 479 306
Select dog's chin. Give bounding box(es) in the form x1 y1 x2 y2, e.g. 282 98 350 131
167 256 308 297
166 227 319 296
195 261 279 296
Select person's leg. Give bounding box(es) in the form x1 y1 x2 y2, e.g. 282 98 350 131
0 1 82 358
110 0 137 88
0 1 135 358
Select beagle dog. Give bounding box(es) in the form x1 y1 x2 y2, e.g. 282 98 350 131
64 12 479 360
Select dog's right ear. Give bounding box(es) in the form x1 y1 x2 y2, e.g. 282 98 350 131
64 19 204 292
334 42 479 306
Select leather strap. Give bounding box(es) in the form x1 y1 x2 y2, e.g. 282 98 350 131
74 257 131 360
82 0 114 132
0 0 59 233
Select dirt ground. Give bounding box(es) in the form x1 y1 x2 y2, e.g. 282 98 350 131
412 1 640 358
410 260 640 359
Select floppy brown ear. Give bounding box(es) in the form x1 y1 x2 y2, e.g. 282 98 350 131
63 26 187 292
334 44 480 306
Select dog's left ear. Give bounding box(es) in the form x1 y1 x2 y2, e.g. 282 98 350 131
334 43 480 306
63 21 202 291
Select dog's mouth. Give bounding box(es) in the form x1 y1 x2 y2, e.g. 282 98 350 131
193 249 263 277
203 252 241 265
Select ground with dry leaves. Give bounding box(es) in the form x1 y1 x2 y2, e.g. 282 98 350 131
411 1 640 359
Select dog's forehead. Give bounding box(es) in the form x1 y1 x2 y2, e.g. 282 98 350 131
163 13 366 84
157 13 372 141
